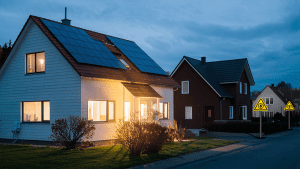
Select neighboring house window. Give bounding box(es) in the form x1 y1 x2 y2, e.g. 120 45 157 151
240 82 242 94
270 98 273 104
244 83 247 94
185 106 192 119
22 101 50 122
182 81 189 94
229 106 233 119
266 98 269 104
26 52 45 73
88 101 115 122
241 106 247 120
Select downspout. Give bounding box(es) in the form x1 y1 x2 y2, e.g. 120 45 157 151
220 98 222 120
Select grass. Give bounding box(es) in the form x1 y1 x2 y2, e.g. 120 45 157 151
0 138 237 169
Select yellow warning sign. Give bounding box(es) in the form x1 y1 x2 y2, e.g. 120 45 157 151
254 98 268 111
284 101 295 111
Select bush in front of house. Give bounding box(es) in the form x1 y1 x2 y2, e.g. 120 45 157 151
50 115 95 150
115 111 183 156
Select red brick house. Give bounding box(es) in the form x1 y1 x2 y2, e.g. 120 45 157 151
171 56 255 129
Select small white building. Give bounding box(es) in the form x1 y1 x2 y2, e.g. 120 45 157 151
0 15 179 144
252 84 292 118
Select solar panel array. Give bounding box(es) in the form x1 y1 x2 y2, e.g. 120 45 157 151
106 36 168 75
41 19 126 69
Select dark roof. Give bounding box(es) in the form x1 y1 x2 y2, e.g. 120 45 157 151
122 83 162 98
207 58 247 83
2 15 179 88
268 86 293 105
183 56 233 98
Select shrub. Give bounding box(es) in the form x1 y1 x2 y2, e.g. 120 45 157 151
50 115 95 150
115 111 181 156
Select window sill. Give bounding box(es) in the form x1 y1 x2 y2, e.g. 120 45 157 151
25 72 45 76
89 121 115 124
22 122 50 124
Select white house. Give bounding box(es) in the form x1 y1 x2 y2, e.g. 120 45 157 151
0 15 179 144
252 84 292 118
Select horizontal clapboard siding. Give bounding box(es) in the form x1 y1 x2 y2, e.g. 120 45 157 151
0 20 81 141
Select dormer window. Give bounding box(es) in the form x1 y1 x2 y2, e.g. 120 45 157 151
119 58 129 68
26 52 45 74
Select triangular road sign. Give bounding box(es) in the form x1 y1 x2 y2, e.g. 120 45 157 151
254 98 268 111
284 101 295 111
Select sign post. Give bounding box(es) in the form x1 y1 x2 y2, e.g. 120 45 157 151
284 101 295 130
254 98 268 138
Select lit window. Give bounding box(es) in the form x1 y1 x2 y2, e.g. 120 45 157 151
229 106 233 119
88 101 115 122
185 106 192 119
26 52 45 73
163 102 168 119
124 102 130 121
22 101 50 122
240 82 242 94
182 81 189 94
208 110 212 118
141 104 147 119
244 83 247 94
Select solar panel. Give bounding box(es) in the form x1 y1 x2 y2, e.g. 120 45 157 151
41 19 126 69
106 36 167 75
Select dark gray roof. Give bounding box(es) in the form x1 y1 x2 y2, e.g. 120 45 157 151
268 86 293 105
207 58 247 83
184 56 233 98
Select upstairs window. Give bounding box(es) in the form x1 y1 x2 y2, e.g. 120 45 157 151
182 81 189 94
244 83 247 94
240 82 242 94
119 59 130 68
270 98 273 104
26 52 45 73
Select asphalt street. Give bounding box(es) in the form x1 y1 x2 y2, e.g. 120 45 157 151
174 129 300 169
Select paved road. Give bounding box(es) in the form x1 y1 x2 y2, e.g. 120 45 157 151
174 129 300 169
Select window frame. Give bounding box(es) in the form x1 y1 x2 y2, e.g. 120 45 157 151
22 101 50 123
185 106 192 119
242 106 247 120
181 81 189 94
270 98 273 105
88 100 115 122
25 52 45 74
244 83 247 94
240 82 242 94
229 106 233 119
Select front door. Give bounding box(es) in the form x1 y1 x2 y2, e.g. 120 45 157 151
205 106 214 122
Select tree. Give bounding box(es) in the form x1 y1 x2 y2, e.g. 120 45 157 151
276 81 292 89
0 40 12 69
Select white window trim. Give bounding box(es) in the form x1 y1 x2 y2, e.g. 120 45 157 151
88 100 115 122
181 81 189 94
185 106 192 119
240 82 242 94
263 97 273 105
229 106 233 119
244 83 247 94
270 98 273 105
242 106 247 120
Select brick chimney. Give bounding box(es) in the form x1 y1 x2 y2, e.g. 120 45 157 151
201 56 206 65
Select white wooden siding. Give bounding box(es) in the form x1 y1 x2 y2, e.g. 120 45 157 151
0 20 81 141
252 86 286 117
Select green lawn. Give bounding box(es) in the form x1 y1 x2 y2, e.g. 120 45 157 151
0 138 237 169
